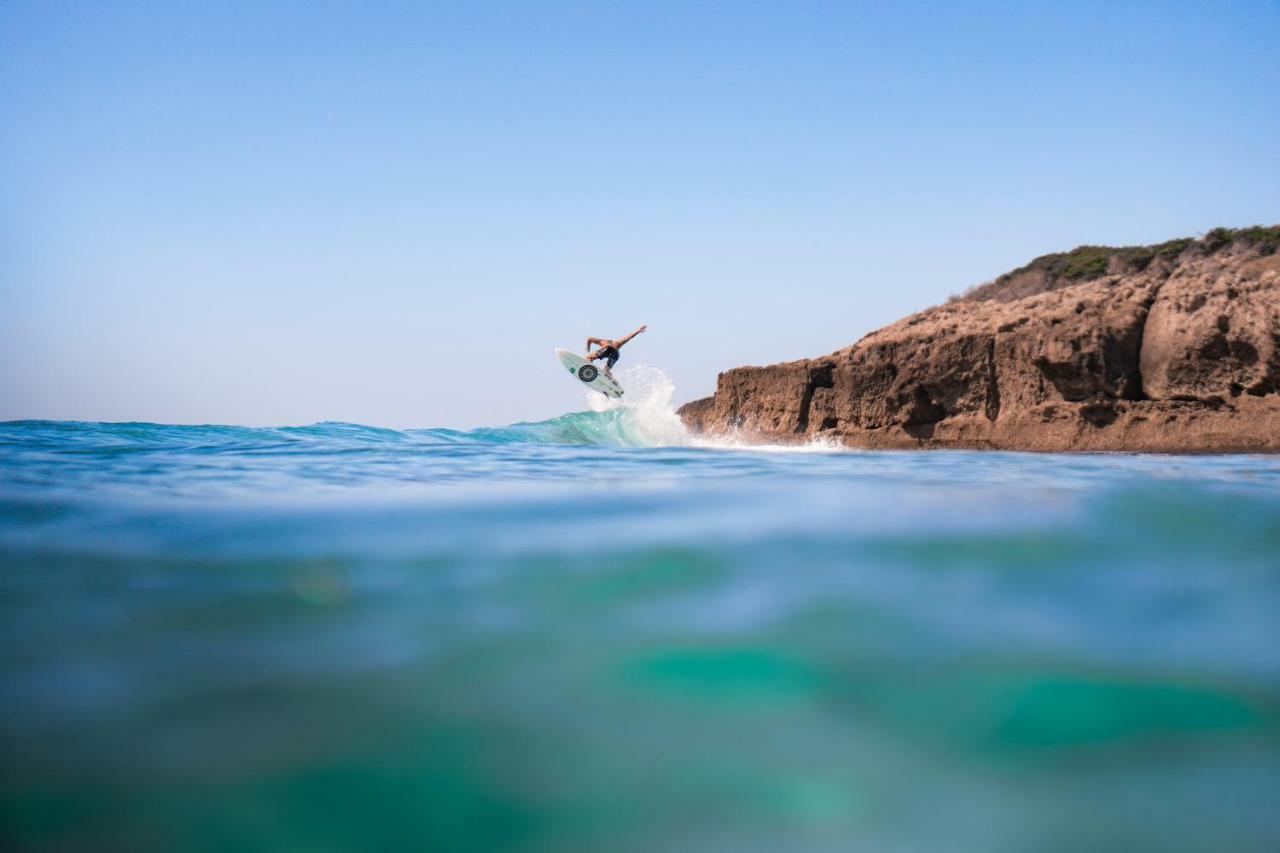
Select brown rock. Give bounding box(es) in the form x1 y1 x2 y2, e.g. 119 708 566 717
1140 250 1280 402
675 395 715 434
680 227 1280 452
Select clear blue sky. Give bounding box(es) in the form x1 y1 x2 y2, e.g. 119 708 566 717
3 1 1277 428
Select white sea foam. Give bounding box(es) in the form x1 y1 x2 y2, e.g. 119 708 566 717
585 364 843 452
584 364 692 447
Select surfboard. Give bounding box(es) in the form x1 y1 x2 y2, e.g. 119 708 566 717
555 348 624 398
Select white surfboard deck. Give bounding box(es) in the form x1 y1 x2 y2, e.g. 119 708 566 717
555 348 624 398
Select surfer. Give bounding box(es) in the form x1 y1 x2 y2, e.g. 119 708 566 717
586 325 646 376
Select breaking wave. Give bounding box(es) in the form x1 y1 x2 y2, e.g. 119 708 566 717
0 366 694 456
426 364 693 448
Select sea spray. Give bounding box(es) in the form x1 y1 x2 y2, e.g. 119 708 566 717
584 364 693 447
584 364 843 451
493 364 840 450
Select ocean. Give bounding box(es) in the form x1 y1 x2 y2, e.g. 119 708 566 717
2 367 1278 852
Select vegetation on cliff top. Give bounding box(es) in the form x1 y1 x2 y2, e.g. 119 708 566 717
961 225 1280 303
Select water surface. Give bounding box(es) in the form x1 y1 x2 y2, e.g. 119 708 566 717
3 383 1279 851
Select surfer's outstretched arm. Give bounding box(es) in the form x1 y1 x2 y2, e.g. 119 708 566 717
615 325 647 349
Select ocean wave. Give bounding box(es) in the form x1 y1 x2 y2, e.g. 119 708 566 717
0 365 697 452
446 364 693 448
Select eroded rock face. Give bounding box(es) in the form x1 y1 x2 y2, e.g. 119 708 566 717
1140 253 1280 402
678 236 1280 452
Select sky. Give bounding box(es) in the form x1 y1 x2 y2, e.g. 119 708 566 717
2 1 1278 429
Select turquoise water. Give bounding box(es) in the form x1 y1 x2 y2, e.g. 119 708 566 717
3 394 1280 850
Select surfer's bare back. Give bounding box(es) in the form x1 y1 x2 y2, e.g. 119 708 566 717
586 325 647 374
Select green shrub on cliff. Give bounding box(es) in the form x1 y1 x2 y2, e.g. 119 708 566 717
1205 225 1280 255
961 225 1280 303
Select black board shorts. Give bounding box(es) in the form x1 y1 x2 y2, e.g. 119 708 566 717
596 346 620 370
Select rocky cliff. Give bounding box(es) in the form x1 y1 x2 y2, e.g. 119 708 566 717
679 226 1280 452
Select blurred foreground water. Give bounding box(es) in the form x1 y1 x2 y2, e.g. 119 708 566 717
2 414 1279 852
